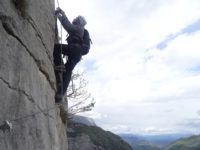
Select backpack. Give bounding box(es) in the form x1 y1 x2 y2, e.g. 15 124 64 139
81 29 91 55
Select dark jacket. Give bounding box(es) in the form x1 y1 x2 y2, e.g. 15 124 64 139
57 14 84 40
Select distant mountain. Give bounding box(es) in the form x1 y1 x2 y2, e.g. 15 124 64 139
120 133 192 150
67 116 132 150
133 144 161 150
163 135 200 150
142 134 192 146
120 134 161 150
69 114 96 126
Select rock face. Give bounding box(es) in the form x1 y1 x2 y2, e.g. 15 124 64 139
0 0 67 150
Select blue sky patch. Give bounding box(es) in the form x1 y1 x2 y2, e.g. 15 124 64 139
156 34 177 50
181 19 200 34
82 59 97 71
156 19 200 50
187 65 200 73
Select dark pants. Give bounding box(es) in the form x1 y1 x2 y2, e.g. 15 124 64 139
53 44 81 97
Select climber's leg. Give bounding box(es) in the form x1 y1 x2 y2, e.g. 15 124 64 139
55 56 80 103
54 44 69 103
62 57 81 94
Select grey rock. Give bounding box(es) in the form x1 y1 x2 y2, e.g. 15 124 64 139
0 0 67 150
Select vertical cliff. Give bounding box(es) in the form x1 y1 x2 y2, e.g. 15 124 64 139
0 0 67 149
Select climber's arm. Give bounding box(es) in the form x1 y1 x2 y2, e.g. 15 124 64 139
55 7 80 34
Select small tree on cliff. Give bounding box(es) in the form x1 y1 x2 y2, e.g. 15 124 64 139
65 71 95 118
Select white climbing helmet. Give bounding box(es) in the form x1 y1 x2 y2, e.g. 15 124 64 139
73 15 87 26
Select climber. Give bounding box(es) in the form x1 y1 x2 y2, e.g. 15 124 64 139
54 7 90 103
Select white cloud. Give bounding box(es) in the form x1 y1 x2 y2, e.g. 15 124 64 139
160 31 200 69
59 0 200 134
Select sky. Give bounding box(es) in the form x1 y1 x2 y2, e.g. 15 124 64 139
56 0 200 135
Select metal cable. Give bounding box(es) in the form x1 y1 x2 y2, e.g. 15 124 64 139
10 102 67 123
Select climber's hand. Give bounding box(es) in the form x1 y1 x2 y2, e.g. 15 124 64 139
55 7 61 15
55 7 65 16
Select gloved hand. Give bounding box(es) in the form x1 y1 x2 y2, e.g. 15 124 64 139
55 7 65 16
55 7 61 14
